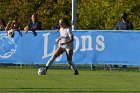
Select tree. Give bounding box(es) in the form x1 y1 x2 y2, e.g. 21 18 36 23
0 0 139 30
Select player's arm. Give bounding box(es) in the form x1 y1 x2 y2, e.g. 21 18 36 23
55 36 61 44
61 36 74 45
67 35 74 44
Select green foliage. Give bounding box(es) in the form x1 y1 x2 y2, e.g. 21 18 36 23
0 0 140 30
77 0 140 30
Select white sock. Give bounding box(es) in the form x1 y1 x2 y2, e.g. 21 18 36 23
68 61 77 71
46 55 56 67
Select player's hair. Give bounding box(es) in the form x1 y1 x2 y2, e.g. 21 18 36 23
59 17 70 27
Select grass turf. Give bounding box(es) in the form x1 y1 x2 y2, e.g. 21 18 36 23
0 69 140 93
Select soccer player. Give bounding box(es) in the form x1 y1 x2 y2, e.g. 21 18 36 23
45 18 79 75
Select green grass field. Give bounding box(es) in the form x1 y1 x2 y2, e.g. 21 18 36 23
0 69 140 93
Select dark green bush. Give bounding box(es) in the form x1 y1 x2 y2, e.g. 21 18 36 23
0 0 139 30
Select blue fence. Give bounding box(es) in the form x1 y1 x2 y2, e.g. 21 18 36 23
0 30 140 65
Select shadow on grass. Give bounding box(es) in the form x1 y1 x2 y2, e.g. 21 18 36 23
0 88 140 92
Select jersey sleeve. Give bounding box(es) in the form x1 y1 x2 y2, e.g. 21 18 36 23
66 28 74 37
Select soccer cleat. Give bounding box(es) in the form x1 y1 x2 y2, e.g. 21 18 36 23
46 66 49 70
74 70 79 75
45 66 49 74
42 68 46 75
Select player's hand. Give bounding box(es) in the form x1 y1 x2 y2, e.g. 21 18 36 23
56 29 60 32
55 39 59 44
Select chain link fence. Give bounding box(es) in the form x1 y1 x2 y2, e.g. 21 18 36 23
0 63 140 71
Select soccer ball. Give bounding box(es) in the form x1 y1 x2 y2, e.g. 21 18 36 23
38 67 46 75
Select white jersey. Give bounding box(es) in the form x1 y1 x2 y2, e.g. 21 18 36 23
59 27 74 50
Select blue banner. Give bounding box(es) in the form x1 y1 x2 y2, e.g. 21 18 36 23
0 30 140 65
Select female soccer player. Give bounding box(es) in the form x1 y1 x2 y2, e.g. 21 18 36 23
45 18 79 75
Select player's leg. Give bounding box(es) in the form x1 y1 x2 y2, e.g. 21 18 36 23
46 47 64 70
66 49 79 75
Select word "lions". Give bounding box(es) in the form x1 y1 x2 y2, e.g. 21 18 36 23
42 33 105 58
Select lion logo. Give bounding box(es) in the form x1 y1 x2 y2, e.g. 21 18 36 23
0 34 17 58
